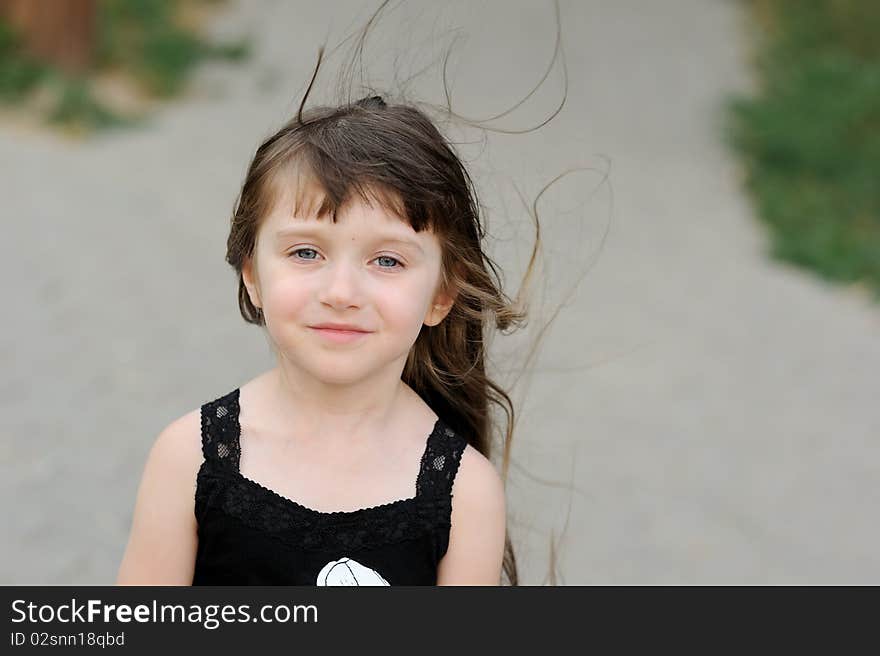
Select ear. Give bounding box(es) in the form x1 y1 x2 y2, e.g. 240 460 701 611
242 255 263 310
424 285 457 327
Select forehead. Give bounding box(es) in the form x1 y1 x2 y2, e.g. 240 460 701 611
264 180 434 247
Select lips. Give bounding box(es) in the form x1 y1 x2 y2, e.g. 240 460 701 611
310 324 371 332
312 328 366 334
309 326 371 343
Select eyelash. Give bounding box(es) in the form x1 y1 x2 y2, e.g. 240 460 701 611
288 248 405 269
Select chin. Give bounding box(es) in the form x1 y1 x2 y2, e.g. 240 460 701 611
303 360 374 385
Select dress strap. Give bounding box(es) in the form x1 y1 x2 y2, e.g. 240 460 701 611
200 388 241 472
416 419 468 499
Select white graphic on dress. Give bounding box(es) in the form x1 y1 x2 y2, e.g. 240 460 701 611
316 557 390 586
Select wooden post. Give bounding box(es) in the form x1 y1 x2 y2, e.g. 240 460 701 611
0 0 97 73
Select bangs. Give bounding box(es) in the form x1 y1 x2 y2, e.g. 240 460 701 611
266 153 417 230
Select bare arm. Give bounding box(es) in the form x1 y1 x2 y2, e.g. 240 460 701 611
436 445 507 585
115 409 203 585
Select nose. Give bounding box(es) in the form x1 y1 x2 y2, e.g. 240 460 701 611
317 259 363 309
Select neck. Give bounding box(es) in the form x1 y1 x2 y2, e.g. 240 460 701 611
264 357 409 445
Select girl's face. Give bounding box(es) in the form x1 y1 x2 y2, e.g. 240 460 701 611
242 190 455 384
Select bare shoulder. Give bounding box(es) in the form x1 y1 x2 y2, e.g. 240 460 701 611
453 444 506 513
151 407 204 472
437 441 507 585
115 405 205 585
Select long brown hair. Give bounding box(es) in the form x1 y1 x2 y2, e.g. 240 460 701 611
224 0 595 586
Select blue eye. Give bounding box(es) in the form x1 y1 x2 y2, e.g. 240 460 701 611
288 249 404 269
375 255 404 269
290 248 319 261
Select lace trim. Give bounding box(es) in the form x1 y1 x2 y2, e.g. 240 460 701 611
199 389 241 471
418 422 465 498
196 388 468 552
195 462 452 552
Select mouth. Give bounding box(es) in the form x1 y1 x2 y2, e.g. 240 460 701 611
308 327 372 343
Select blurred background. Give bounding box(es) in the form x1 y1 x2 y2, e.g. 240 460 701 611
1 0 878 585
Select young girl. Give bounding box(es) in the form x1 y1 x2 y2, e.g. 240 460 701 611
114 83 538 585
113 0 574 585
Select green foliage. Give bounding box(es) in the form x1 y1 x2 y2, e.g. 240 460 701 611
724 0 880 300
0 21 49 101
95 0 251 97
47 75 140 131
0 0 250 133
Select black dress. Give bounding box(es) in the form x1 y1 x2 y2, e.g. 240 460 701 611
191 388 468 585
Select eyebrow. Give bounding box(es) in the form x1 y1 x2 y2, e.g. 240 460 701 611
274 225 425 254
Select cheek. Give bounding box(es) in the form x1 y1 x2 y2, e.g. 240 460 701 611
380 283 435 338
377 275 430 312
261 276 310 317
